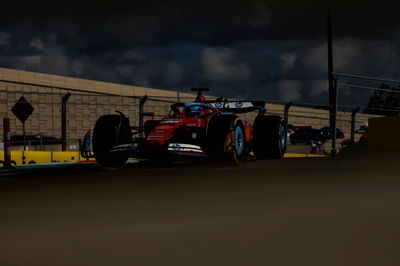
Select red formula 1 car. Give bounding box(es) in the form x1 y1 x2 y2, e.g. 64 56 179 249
91 88 287 166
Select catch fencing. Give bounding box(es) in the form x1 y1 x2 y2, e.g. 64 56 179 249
0 81 172 151
333 73 400 150
0 78 384 155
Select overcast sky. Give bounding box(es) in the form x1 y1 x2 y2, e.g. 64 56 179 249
0 0 399 105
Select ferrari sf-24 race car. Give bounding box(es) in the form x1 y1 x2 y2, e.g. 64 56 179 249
91 88 287 166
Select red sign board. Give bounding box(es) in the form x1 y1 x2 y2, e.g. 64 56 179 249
11 96 34 123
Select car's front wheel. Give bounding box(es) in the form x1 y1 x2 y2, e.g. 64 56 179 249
92 114 130 167
207 115 247 164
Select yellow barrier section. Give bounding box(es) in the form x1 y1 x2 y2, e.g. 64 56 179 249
284 153 306 158
24 151 53 164
0 151 97 166
0 151 325 166
284 153 326 158
52 151 80 162
307 154 327 158
11 151 23 165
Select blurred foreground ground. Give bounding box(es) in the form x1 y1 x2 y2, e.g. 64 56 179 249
0 154 399 266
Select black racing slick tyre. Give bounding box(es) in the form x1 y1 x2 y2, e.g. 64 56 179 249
92 114 130 167
231 118 246 163
252 115 286 159
207 115 247 163
207 115 234 156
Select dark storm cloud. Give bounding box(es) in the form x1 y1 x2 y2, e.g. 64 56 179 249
4 0 400 46
1 0 400 104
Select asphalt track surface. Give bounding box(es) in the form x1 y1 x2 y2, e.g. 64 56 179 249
0 155 400 266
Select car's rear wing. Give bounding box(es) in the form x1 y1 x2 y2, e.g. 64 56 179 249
190 88 265 113
209 100 266 113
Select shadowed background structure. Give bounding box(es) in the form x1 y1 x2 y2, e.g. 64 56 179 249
1 0 400 103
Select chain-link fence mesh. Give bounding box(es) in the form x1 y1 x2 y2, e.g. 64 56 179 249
66 93 140 150
334 73 400 150
285 107 330 154
0 82 64 151
0 81 172 151
335 73 400 115
0 77 391 155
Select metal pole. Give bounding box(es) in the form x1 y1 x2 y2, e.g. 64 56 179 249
22 121 26 164
61 93 71 151
139 95 148 139
284 101 293 126
328 12 334 107
78 138 83 160
327 11 337 157
351 107 360 143
284 101 293 152
331 77 338 156
23 122 26 152
2 118 14 169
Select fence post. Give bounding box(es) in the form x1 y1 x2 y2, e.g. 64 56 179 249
61 93 71 151
331 76 338 156
139 95 148 138
284 101 293 152
351 107 360 143
2 118 14 169
327 11 338 157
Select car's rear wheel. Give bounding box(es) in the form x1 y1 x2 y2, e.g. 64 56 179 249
92 114 130 167
252 115 285 159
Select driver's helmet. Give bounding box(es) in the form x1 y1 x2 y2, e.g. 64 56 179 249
187 106 203 117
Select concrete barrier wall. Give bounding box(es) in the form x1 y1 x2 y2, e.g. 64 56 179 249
369 116 400 155
0 67 192 98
